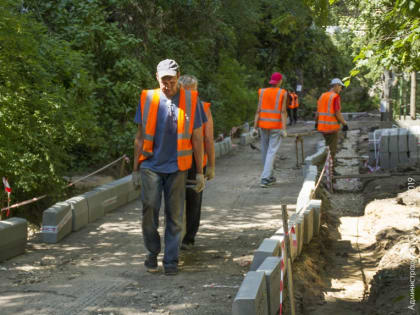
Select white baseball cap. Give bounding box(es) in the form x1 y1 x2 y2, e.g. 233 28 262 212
157 59 179 78
330 78 345 86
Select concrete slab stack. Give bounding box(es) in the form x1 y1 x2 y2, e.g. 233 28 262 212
0 217 27 261
232 271 269 315
379 129 390 169
41 202 72 243
256 257 282 315
377 127 420 169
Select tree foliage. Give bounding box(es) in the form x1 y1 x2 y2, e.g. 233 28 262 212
1 0 363 221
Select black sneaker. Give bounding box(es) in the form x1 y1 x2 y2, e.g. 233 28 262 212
181 242 194 250
268 176 276 184
144 256 158 273
260 178 271 188
164 266 178 276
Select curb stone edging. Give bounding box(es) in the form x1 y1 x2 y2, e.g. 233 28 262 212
233 140 327 314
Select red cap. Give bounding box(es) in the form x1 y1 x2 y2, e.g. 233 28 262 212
269 72 283 85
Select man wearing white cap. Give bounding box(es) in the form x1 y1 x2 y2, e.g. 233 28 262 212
315 78 348 159
132 59 207 275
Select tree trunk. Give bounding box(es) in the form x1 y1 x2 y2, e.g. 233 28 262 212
383 69 392 121
410 71 417 120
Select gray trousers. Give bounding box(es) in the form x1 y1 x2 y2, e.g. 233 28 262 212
260 128 282 180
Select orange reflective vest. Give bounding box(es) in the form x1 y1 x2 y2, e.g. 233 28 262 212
202 102 211 167
139 88 198 171
317 91 340 132
288 93 299 109
257 87 286 129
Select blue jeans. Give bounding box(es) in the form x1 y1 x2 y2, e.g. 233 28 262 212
260 128 282 180
140 168 187 268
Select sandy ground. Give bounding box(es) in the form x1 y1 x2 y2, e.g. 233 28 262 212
290 122 420 315
0 122 322 315
3 118 419 315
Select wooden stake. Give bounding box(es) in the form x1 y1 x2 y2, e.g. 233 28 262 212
281 204 296 315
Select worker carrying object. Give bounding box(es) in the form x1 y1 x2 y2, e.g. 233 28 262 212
315 78 349 160
252 72 288 188
178 74 215 250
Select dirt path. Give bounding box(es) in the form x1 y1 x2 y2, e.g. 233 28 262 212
0 123 321 315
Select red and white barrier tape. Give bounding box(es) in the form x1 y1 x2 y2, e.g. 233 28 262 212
1 155 129 213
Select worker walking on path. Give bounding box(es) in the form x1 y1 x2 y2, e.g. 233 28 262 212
315 78 349 160
287 89 299 125
178 75 215 250
132 59 207 276
253 72 288 188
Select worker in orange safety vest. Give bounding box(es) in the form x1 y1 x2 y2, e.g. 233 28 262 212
315 78 349 159
252 72 288 188
287 90 299 126
132 59 208 276
178 74 215 250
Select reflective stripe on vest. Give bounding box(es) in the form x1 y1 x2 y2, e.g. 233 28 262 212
289 93 299 109
139 88 197 171
258 87 286 129
317 91 340 132
202 102 211 167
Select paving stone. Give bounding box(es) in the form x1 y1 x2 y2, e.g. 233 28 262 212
389 152 399 169
0 217 27 261
250 239 280 271
308 199 322 236
303 208 314 244
256 257 282 315
388 128 399 153
232 271 268 315
398 128 408 152
215 142 221 159
67 196 89 232
42 202 72 243
97 177 130 213
81 190 105 223
379 151 390 169
295 214 305 255
379 130 389 153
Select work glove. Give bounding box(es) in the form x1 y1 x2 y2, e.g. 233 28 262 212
251 129 259 138
132 170 141 190
205 166 215 181
342 124 349 132
193 173 205 193
280 130 287 138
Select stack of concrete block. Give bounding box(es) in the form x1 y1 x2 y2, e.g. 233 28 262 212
232 271 268 315
0 217 27 261
250 239 280 271
42 202 73 243
256 257 282 315
41 175 141 244
377 127 420 169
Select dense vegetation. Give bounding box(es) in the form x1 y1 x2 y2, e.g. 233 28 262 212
0 0 418 222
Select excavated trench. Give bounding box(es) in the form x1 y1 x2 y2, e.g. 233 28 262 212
286 127 420 315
